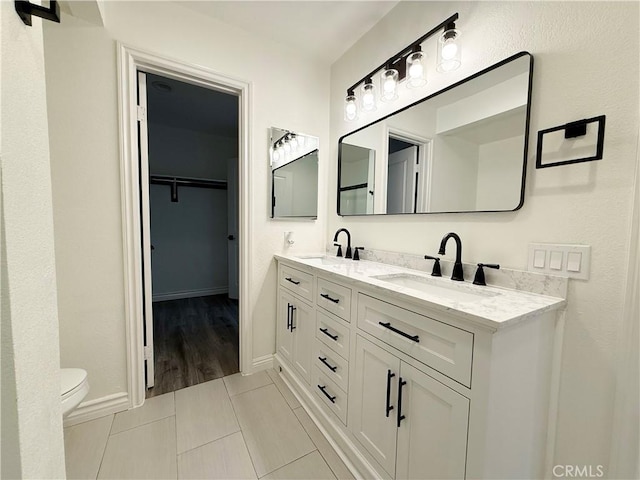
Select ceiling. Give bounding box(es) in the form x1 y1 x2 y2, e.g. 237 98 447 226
146 73 239 135
146 2 400 134
178 1 399 63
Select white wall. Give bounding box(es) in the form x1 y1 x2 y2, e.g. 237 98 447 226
44 2 329 404
149 123 234 180
328 1 639 473
148 123 231 300
0 1 65 477
150 186 228 300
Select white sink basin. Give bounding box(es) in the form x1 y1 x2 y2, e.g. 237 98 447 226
371 273 497 303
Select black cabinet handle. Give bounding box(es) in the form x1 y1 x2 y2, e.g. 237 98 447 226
285 277 300 285
320 293 339 304
290 305 297 331
385 369 395 417
319 328 338 341
397 377 407 427
318 356 337 372
286 303 292 331
317 385 336 403
378 322 420 343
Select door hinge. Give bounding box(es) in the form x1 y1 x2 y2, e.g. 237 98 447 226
144 345 153 360
137 105 146 122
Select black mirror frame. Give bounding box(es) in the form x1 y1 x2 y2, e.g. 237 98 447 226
337 51 534 216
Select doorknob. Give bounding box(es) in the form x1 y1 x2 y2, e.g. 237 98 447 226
227 235 235 240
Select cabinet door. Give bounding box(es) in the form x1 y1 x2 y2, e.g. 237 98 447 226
276 290 294 364
291 299 313 383
396 362 469 480
350 335 401 477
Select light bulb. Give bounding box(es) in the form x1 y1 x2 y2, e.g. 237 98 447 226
298 135 306 148
273 149 280 161
380 69 399 101
437 28 461 73
283 141 291 154
290 136 298 150
441 42 458 60
344 94 358 121
361 82 376 112
406 50 427 88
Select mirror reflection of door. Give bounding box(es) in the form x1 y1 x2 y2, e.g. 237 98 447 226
387 141 418 214
339 143 375 215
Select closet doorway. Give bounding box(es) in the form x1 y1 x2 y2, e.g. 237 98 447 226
138 71 240 398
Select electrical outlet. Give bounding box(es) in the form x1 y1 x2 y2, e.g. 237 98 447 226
527 243 591 280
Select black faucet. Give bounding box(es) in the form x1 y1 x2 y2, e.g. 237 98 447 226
438 232 464 281
333 228 352 259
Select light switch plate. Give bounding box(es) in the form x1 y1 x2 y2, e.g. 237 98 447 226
527 243 591 280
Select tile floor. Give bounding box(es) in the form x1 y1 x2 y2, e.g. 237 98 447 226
64 369 355 480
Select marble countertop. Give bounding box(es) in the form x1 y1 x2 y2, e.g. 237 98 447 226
274 253 566 331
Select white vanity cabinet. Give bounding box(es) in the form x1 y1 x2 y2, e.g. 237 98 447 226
351 335 469 479
277 268 314 384
274 255 563 480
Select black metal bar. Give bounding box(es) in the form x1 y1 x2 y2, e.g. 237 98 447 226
317 385 336 403
290 305 297 331
397 378 407 427
149 175 228 190
320 293 340 304
339 183 368 192
378 322 420 343
385 369 396 417
318 357 338 372
286 303 292 331
319 328 338 341
347 13 458 94
285 277 300 285
16 0 60 26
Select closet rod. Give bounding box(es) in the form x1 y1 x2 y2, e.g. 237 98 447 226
149 175 227 203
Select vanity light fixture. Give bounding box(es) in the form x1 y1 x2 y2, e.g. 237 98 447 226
380 67 399 101
344 91 358 121
437 22 462 72
271 131 308 165
361 79 377 112
407 46 427 88
343 12 460 121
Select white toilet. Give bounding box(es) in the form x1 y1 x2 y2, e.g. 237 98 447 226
61 368 89 417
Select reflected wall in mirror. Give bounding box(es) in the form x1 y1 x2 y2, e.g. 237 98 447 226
270 127 319 218
338 52 533 215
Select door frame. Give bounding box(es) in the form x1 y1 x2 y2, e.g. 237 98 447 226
117 44 252 408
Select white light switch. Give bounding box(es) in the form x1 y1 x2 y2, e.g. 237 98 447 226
533 250 546 268
549 251 563 270
567 252 582 272
528 243 591 280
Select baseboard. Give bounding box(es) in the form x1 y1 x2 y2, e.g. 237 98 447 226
274 355 381 480
152 287 228 302
63 391 130 427
251 354 274 372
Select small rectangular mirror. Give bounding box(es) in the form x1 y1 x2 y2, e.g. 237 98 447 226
338 52 533 215
270 127 319 219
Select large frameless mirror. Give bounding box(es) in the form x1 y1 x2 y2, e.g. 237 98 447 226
270 127 319 219
338 51 533 215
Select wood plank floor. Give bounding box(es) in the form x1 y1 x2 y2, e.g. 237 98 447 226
147 295 239 398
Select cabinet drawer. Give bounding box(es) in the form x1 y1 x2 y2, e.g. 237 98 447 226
357 293 473 387
279 264 313 302
316 277 351 322
314 339 349 391
313 367 347 425
316 310 350 360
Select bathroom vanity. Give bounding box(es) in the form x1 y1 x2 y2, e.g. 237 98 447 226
273 253 565 480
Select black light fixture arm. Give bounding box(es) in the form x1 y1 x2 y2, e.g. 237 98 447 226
346 12 459 94
15 0 60 26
